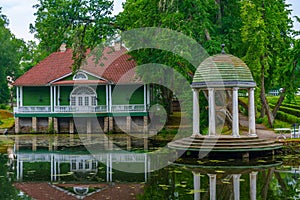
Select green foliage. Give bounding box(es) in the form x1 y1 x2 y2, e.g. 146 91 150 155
31 0 116 70
276 111 300 124
0 8 28 104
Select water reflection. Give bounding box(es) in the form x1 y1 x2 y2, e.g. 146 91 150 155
1 135 300 199
15 151 150 182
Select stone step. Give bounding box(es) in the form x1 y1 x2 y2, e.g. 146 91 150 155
172 140 275 147
168 142 282 151
180 138 273 145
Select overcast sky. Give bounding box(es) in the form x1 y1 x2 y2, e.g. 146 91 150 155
0 0 299 42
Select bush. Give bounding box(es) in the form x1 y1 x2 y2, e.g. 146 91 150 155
276 111 300 124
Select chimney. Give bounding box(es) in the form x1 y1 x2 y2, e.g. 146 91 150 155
114 41 122 51
59 43 67 52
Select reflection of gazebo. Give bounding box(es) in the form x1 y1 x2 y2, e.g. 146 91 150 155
171 159 282 200
168 46 282 158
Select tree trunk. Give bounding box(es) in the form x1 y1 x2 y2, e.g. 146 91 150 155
272 87 286 118
260 63 275 127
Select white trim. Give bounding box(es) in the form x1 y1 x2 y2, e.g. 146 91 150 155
48 73 73 85
49 69 109 85
79 69 108 82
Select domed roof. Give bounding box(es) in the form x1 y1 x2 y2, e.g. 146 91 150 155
192 53 256 88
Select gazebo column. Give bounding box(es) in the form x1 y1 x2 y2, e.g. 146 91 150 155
233 174 241 200
193 172 201 200
250 171 258 200
208 88 216 136
208 174 216 200
248 88 257 136
232 87 239 137
192 89 200 136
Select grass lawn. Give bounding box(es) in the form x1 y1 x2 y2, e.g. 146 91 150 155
0 110 14 129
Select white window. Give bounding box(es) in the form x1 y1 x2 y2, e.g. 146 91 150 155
73 72 88 80
70 86 97 111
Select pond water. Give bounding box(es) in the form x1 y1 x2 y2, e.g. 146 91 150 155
0 134 299 200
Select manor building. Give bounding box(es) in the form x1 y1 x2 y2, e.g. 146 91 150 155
13 45 150 133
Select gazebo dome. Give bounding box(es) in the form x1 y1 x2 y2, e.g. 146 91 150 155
192 53 256 88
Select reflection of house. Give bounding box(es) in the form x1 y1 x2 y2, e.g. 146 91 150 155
16 151 150 182
13 45 150 133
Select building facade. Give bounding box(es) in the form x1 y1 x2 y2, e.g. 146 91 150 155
13 45 150 133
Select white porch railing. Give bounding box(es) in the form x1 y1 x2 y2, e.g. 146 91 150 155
111 104 145 112
14 106 51 113
54 105 107 113
14 104 146 113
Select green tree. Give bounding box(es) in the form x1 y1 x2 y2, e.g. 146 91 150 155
30 0 116 70
0 8 27 104
240 0 296 127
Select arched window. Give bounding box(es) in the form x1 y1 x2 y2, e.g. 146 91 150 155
70 86 97 107
73 72 88 80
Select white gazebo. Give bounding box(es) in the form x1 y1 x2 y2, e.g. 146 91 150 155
168 46 282 158
191 46 256 137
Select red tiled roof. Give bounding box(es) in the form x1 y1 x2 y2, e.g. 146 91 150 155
14 49 74 86
14 46 140 86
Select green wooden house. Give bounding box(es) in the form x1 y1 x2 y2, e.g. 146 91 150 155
13 44 150 133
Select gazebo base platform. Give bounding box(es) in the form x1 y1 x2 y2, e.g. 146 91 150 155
167 135 282 159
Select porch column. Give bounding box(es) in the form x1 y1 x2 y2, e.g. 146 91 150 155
57 86 60 106
32 117 37 132
233 174 241 200
208 88 216 136
232 87 239 137
53 117 58 133
50 86 53 112
53 86 56 108
106 85 109 112
16 86 19 108
15 117 20 134
208 174 216 200
192 89 200 136
20 86 23 106
109 85 112 112
69 119 74 134
193 172 201 200
248 88 256 136
250 172 258 200
147 84 150 107
144 84 147 111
